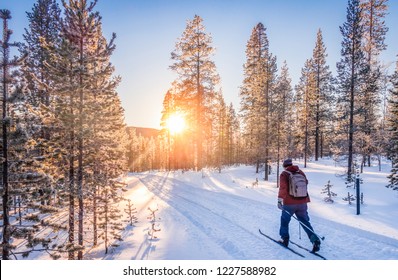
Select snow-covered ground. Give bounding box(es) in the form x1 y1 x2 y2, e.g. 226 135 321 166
83 157 398 260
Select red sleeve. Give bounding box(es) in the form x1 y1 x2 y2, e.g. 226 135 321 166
278 171 289 199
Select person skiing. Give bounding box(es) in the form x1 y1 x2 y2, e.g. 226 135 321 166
277 158 321 252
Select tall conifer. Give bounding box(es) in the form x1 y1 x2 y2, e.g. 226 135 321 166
337 0 368 179
170 15 220 171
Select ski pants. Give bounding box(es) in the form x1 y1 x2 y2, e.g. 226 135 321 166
279 203 316 242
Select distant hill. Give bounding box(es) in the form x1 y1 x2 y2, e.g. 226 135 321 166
127 126 160 138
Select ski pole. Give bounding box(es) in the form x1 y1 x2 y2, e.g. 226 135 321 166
283 208 325 241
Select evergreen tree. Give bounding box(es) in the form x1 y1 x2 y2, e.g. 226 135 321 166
0 9 51 260
1 9 24 260
273 61 293 185
295 59 316 167
40 0 127 259
311 29 335 160
387 59 398 190
20 0 65 237
358 0 389 167
240 22 277 178
336 0 368 179
170 15 220 171
22 0 61 107
361 0 389 64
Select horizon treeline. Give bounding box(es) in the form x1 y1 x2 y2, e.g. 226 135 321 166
1 0 398 261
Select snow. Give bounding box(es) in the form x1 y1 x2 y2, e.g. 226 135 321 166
81 157 398 260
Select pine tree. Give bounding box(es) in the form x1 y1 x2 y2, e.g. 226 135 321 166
1 9 28 260
311 29 335 160
273 61 293 184
20 0 65 237
0 9 52 260
22 0 61 107
336 0 368 180
170 15 220 171
358 0 389 167
361 0 389 64
322 180 337 203
240 23 277 178
39 0 127 259
387 59 398 190
225 103 239 166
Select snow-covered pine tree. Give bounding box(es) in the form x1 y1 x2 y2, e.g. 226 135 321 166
79 24 128 248
387 59 398 190
342 192 356 204
124 199 137 226
97 181 124 254
336 0 368 180
22 0 61 108
147 206 161 240
322 180 337 203
40 21 81 260
38 0 127 259
21 0 63 185
170 15 220 171
240 22 277 178
19 0 67 242
0 9 52 260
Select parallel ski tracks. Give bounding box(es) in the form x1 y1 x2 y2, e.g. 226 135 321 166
139 174 306 259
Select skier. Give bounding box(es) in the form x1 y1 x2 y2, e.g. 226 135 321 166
277 158 321 252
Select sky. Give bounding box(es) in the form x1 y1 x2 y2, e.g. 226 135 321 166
3 0 398 129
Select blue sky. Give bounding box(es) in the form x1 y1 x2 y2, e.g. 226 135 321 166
3 0 398 128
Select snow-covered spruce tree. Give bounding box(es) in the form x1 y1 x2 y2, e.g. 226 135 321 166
18 2 68 248
124 199 137 226
240 22 277 179
170 15 221 171
22 0 61 108
39 20 81 259
21 0 64 191
322 180 337 203
336 0 368 180
88 91 128 248
387 60 398 190
1 9 52 260
41 0 127 259
357 0 389 168
342 192 356 205
97 181 124 254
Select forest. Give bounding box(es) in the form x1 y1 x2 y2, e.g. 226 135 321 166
1 0 398 260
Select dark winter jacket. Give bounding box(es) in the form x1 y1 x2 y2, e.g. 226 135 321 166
278 165 310 205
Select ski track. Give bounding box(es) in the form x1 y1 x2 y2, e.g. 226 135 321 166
139 173 313 260
137 173 398 260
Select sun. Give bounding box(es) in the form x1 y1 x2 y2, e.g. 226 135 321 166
167 113 185 134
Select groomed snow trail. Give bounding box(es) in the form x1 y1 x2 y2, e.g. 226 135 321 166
95 164 398 260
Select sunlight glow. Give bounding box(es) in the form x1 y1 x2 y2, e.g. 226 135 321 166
167 113 185 134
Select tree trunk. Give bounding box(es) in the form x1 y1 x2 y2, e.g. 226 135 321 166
77 37 84 260
1 15 10 259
